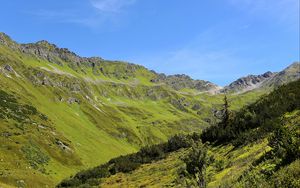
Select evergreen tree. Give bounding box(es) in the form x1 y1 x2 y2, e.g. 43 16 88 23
183 142 208 188
221 95 230 129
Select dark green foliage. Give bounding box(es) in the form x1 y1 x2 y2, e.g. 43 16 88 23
222 95 230 128
271 160 300 188
0 89 39 123
21 143 50 172
268 125 300 166
182 142 208 188
201 79 300 145
237 160 300 188
57 133 201 187
166 134 195 152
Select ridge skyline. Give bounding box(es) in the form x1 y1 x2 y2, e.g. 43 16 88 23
1 32 297 88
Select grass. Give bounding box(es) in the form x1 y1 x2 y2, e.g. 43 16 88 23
100 149 188 188
0 44 266 187
96 139 270 188
97 109 300 187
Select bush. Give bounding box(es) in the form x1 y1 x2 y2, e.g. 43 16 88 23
57 133 200 187
201 79 300 146
182 141 208 188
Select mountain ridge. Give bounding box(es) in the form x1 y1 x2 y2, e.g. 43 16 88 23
220 71 275 93
0 32 221 92
1 32 299 94
0 32 299 187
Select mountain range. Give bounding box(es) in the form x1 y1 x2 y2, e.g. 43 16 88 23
1 32 299 94
0 32 299 187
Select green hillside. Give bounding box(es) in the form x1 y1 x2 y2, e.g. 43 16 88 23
59 79 300 187
0 33 269 187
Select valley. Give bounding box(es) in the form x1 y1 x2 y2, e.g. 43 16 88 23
0 32 299 187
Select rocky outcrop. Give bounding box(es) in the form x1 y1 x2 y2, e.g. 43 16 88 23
0 64 20 78
221 71 275 93
67 97 80 104
150 73 220 92
221 62 300 93
0 32 19 49
55 139 73 152
262 62 300 88
3 64 14 72
20 40 103 67
1 32 221 93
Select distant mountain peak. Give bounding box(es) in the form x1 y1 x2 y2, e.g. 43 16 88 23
221 71 275 93
221 62 300 94
150 73 220 92
35 40 58 49
1 33 298 94
263 62 300 88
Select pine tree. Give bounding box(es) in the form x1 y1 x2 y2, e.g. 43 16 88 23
222 95 230 128
183 142 208 188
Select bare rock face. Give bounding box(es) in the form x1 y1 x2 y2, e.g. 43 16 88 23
221 71 275 93
263 62 300 88
221 62 300 93
0 32 19 49
150 73 220 92
55 139 72 152
0 64 21 78
67 97 80 104
20 40 87 66
4 64 14 72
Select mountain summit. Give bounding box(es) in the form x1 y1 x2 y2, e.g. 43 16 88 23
221 71 275 93
221 62 300 93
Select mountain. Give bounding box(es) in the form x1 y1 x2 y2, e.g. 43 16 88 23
262 62 300 88
222 62 300 93
221 71 275 93
58 79 300 187
0 32 298 187
150 73 220 92
0 32 219 93
0 33 234 187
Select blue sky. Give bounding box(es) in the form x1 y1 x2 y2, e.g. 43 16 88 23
0 0 299 85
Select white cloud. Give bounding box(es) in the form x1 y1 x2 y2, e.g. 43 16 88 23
27 0 137 28
90 0 136 13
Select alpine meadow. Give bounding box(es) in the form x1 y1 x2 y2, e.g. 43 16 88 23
0 0 299 187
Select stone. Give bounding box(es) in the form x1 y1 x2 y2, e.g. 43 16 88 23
4 64 13 72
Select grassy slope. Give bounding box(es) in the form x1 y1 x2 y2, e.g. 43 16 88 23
97 79 300 187
99 110 299 187
101 149 188 188
0 44 265 187
98 139 270 187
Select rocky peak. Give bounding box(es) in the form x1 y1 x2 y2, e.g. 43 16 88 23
151 73 220 92
35 40 58 49
0 32 19 49
262 62 300 87
221 71 275 93
20 40 102 67
261 71 273 78
282 62 300 74
0 32 11 44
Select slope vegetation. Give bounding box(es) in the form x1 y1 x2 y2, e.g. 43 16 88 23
63 79 300 187
0 33 260 187
0 32 297 187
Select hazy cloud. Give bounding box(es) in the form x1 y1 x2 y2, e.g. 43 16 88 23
90 0 137 13
27 0 137 28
